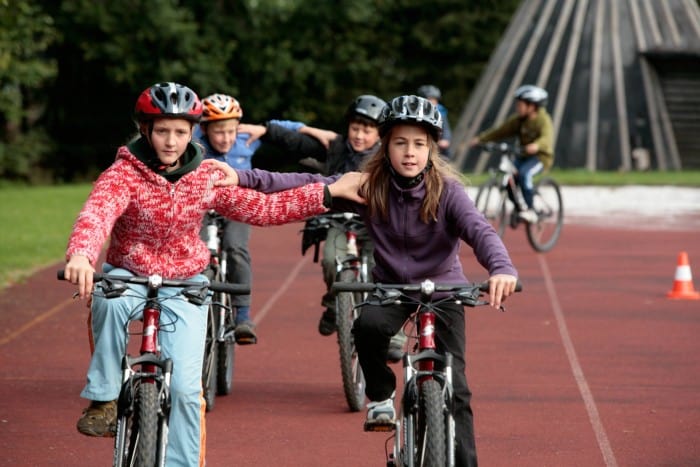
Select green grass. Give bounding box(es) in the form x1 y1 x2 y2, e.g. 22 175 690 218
463 169 700 187
0 183 91 289
0 170 698 291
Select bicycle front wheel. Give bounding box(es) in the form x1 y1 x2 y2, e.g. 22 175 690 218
202 304 218 412
474 179 507 237
526 177 564 252
416 379 447 467
335 268 366 412
114 381 160 467
216 294 235 395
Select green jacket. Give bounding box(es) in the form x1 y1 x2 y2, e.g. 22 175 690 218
478 107 554 170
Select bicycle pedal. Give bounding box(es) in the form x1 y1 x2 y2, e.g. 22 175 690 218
363 420 396 432
235 336 257 345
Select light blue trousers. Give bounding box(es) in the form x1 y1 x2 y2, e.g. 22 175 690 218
81 265 209 467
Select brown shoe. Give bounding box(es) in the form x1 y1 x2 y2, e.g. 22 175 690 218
77 400 117 437
234 321 258 345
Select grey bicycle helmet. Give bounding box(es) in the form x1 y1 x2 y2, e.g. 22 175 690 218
346 95 387 124
514 85 548 107
417 84 442 100
378 95 443 140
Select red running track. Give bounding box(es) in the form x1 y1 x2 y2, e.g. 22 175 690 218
1 220 699 466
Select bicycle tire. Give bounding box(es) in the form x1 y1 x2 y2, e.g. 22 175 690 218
416 380 447 467
526 177 564 252
202 303 218 412
134 382 160 466
114 381 160 467
216 292 235 395
216 250 236 395
474 178 507 237
335 268 366 412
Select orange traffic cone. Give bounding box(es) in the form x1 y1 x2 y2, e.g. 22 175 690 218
667 251 700 300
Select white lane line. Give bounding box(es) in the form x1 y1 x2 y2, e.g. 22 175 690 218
253 254 311 325
538 254 618 467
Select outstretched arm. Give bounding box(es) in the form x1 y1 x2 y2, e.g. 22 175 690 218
299 126 339 149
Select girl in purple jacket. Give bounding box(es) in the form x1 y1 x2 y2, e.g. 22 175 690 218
229 95 518 467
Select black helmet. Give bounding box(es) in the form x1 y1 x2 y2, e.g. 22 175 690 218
417 84 442 100
378 95 443 139
346 95 387 124
514 85 548 106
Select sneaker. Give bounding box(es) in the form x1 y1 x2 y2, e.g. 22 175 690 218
387 331 407 363
318 308 336 336
77 400 117 437
234 321 257 345
364 396 396 431
518 208 538 224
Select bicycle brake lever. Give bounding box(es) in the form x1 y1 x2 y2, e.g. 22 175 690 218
182 285 209 305
101 278 129 298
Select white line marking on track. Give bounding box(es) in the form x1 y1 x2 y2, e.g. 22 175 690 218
538 254 619 467
252 254 311 325
0 297 75 346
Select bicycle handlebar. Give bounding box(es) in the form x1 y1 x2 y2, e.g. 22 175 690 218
331 280 522 293
306 212 365 231
478 141 524 157
57 270 250 295
331 280 522 308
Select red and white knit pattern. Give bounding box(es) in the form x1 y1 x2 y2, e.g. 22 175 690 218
67 146 327 278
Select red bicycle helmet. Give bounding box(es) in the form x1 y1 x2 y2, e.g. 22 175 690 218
134 82 203 122
201 94 243 122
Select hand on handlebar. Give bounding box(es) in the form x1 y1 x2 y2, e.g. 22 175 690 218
487 274 519 309
64 255 96 299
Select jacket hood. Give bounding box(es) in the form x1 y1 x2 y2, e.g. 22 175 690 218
126 136 203 182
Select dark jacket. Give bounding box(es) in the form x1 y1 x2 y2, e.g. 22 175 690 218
262 123 378 175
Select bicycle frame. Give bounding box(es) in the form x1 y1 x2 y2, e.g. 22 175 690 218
395 281 456 467
115 274 173 467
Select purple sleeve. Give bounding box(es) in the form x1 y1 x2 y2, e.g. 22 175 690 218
236 168 340 193
446 181 518 277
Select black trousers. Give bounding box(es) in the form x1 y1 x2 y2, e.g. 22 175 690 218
353 302 478 467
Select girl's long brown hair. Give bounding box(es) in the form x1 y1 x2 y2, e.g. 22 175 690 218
359 124 464 223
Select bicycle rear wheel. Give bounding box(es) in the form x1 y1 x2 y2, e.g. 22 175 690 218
416 380 447 467
335 268 366 412
114 381 160 467
526 177 564 252
474 179 507 237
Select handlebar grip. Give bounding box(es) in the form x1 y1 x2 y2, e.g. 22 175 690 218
209 282 250 295
331 281 376 293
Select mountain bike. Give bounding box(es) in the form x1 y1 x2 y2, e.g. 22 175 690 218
474 142 563 252
58 269 248 466
201 211 240 412
331 279 520 467
301 212 371 412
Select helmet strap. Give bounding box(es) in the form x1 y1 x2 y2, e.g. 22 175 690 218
386 153 434 188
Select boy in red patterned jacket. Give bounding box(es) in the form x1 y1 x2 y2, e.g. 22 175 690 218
62 82 363 466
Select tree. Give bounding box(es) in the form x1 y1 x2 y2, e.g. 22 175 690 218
0 0 58 182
